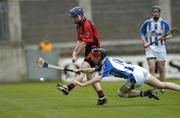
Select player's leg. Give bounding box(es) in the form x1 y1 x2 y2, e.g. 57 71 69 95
56 73 85 95
57 60 107 105
117 84 159 100
84 58 107 105
157 61 166 93
157 61 165 82
147 58 157 91
86 72 107 105
146 48 157 76
117 84 134 97
156 50 167 93
147 58 156 77
57 62 86 95
145 75 180 91
117 66 159 100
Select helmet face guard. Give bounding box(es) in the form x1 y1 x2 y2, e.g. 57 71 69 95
92 51 102 58
91 48 107 61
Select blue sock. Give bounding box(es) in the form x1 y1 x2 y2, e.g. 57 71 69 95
140 91 149 97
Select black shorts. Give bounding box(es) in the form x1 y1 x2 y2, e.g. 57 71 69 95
84 46 99 68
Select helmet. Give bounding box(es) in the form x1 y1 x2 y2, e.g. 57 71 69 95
152 5 161 12
69 6 83 17
91 48 107 59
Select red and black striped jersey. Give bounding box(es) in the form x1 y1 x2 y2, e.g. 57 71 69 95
77 17 101 49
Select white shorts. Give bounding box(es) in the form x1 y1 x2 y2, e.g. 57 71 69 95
145 47 167 61
124 65 151 89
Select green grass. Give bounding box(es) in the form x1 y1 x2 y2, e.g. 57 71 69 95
0 79 180 118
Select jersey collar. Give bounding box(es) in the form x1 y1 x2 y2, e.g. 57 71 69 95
102 57 108 65
79 17 86 25
150 17 162 22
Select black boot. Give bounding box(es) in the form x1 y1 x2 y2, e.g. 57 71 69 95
146 89 159 100
97 97 107 105
56 83 69 95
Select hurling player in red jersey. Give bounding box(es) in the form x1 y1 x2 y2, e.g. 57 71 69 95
57 6 107 105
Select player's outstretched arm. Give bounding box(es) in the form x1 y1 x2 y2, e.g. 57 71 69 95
73 75 103 87
74 68 96 74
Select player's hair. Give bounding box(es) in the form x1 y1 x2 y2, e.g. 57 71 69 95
152 5 161 12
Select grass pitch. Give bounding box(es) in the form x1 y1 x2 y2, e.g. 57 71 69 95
0 79 180 118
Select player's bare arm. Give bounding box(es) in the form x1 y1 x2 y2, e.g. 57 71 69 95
72 40 86 63
76 41 86 54
74 67 96 74
73 75 103 87
159 33 172 41
160 27 178 41
140 36 149 48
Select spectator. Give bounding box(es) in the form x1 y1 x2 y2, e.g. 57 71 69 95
39 38 53 52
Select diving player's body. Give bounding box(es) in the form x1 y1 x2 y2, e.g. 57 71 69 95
73 48 180 100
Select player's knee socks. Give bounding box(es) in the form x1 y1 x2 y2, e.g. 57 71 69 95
67 83 76 91
140 91 149 97
97 90 105 98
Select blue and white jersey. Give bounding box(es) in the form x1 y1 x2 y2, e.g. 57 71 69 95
139 17 171 47
99 57 135 81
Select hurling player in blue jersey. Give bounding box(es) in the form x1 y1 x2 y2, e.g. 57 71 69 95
139 6 172 93
73 48 180 100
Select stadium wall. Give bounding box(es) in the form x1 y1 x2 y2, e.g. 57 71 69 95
0 0 180 82
19 0 180 43
0 42 27 82
26 49 60 80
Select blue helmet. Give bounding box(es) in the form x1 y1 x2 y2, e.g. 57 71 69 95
69 6 83 17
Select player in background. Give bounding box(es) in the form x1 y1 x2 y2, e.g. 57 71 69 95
73 48 180 100
139 6 172 93
56 6 107 105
